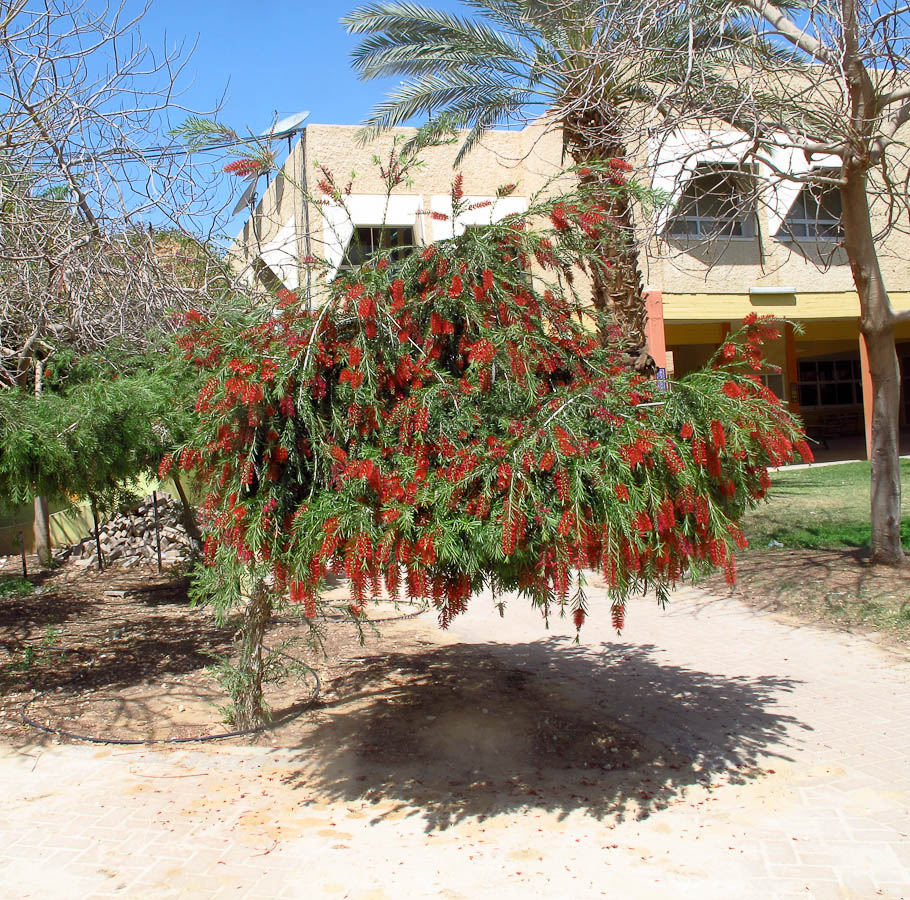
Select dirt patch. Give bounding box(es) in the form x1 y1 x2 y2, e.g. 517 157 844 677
705 548 910 648
0 560 648 768
1 558 796 831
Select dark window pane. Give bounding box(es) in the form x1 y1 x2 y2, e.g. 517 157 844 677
820 383 838 405
800 383 819 406
836 382 855 404
818 360 835 381
345 226 414 267
798 360 817 380
835 359 854 381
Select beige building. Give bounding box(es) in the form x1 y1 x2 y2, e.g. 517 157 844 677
234 122 910 453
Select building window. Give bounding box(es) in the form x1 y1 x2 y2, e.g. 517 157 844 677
798 357 861 407
777 184 843 241
757 371 786 402
343 225 414 267
668 165 756 240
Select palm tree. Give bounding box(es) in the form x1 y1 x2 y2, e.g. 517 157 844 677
344 0 709 370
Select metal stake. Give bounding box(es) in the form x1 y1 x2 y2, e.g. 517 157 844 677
90 495 104 573
152 490 163 573
18 531 27 578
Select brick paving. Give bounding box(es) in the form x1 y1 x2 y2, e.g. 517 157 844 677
2 585 909 899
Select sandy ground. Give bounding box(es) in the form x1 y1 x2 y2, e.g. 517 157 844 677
1 579 909 899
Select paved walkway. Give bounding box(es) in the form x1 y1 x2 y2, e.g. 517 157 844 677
1 585 909 899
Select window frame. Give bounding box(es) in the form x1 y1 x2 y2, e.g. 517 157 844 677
667 163 758 242
776 180 844 243
340 224 416 269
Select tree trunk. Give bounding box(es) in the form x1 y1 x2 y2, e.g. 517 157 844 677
841 163 906 565
171 471 202 547
33 496 51 567
233 581 273 730
562 116 653 373
32 358 52 566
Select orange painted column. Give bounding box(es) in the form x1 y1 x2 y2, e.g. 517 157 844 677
644 289 668 390
785 323 801 415
859 329 874 460
644 289 667 368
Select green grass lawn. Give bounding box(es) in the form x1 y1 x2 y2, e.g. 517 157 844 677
740 459 910 551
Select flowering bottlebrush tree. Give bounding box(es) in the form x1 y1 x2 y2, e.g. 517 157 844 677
170 167 810 727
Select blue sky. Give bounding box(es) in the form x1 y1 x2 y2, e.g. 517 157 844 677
124 0 466 228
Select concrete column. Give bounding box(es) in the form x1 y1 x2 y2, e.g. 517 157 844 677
859 329 874 460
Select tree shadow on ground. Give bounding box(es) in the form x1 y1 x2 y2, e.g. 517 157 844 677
280 637 806 831
2 610 232 695
0 589 96 635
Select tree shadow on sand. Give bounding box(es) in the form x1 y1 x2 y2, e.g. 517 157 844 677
279 637 807 831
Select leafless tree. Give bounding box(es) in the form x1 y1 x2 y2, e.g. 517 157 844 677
650 0 910 565
0 0 228 562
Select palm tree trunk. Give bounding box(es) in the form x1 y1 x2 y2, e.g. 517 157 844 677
563 119 653 373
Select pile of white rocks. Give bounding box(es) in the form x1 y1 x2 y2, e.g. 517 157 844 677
62 493 197 569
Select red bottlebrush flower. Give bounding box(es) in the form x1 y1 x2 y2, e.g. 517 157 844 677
554 426 577 457
449 274 463 297
429 210 449 221
539 449 556 472
483 268 494 293
496 183 517 197
611 600 625 633
436 256 449 278
421 244 437 261
550 205 569 231
274 446 289 463
721 343 737 360
158 454 175 481
634 511 652 533
695 496 710 528
680 423 695 441
795 440 814 462
357 294 375 320
468 339 495 366
391 278 405 308
572 608 586 629
615 483 629 502
554 468 570 504
452 172 464 201
710 420 727 452
496 463 512 490
224 158 267 177
557 507 575 536
280 394 295 418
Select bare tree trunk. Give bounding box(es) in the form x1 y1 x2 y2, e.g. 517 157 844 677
233 581 273 730
32 358 52 566
171 471 202 546
841 164 906 566
33 496 51 567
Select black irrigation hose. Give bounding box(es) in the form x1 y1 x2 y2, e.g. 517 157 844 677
274 600 429 627
19 647 321 746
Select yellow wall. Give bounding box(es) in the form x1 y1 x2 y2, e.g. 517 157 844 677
663 290 910 323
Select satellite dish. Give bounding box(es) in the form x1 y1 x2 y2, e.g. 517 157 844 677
263 110 309 139
231 175 258 216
